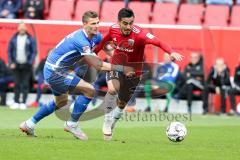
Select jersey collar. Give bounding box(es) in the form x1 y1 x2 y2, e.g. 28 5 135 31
82 29 89 38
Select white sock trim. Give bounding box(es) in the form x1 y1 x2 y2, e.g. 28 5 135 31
113 107 123 119
26 118 36 129
66 121 78 127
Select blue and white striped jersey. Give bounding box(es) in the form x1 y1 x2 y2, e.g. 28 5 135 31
46 29 102 68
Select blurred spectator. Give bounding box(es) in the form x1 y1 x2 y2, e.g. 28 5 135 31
23 0 45 19
202 58 231 114
155 0 180 4
228 62 240 113
0 0 21 19
8 22 37 110
28 57 46 108
144 53 179 112
187 0 203 3
177 52 204 113
0 58 12 106
206 0 233 6
124 0 155 7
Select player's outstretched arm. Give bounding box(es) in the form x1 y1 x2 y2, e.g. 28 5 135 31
83 55 135 76
144 32 184 61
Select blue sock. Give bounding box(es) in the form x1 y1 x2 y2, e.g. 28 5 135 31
32 100 56 123
70 95 92 122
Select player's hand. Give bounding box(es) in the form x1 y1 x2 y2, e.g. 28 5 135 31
123 66 135 77
170 52 184 61
104 44 114 57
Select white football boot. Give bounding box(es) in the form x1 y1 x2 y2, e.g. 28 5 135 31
64 121 88 140
19 121 36 137
102 116 113 141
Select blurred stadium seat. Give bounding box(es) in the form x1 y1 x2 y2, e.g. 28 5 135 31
177 4 204 25
151 3 178 24
43 0 50 17
48 0 74 20
204 5 230 27
128 2 152 24
74 0 99 21
100 1 125 22
230 5 240 27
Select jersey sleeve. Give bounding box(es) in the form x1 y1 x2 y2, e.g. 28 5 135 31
142 31 174 54
94 30 112 54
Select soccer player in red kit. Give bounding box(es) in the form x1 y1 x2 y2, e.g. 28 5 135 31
94 8 183 140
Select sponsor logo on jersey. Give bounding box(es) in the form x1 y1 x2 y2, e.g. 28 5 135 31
82 46 91 53
116 46 133 52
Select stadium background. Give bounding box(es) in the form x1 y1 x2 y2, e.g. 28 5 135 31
1 0 240 112
1 0 240 73
0 1 240 160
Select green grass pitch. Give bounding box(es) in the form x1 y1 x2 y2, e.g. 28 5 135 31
0 107 239 160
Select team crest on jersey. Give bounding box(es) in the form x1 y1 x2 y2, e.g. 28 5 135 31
82 46 91 53
128 39 135 46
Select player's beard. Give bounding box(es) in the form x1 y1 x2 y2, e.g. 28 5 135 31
121 29 131 36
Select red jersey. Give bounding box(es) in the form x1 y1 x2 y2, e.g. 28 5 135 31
95 24 173 75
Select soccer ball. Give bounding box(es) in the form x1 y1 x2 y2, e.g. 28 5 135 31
166 122 187 142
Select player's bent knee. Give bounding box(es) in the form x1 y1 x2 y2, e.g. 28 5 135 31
84 87 95 99
117 99 126 109
55 99 68 108
54 94 69 108
108 88 118 95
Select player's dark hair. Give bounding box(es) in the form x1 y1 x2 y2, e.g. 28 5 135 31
118 8 135 21
82 11 98 23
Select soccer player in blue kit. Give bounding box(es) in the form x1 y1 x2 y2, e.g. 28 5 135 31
19 11 134 140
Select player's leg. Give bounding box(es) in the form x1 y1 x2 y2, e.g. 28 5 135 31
102 71 120 140
113 76 140 124
92 73 107 105
20 67 73 137
64 78 95 140
104 76 140 140
20 94 68 136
